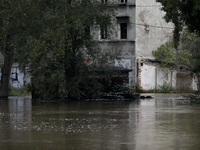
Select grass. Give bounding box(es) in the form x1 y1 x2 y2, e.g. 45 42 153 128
110 84 148 93
148 81 176 93
9 84 31 96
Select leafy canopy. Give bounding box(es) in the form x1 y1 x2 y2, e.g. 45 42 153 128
153 29 200 77
157 0 200 48
0 0 121 99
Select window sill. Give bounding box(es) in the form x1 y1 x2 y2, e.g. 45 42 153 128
97 39 135 43
108 3 136 7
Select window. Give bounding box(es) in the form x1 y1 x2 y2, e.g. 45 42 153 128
85 25 90 37
120 23 127 39
101 0 107 4
120 0 127 4
100 25 107 39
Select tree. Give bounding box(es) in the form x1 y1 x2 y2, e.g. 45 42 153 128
157 0 200 48
156 0 200 91
0 0 121 99
153 29 200 90
0 0 27 98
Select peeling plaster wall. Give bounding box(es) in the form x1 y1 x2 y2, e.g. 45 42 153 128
139 61 197 91
94 0 137 85
140 62 177 90
93 0 186 89
140 63 156 89
135 0 177 89
136 0 173 59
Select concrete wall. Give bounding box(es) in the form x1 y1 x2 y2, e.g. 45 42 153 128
138 60 197 91
94 0 137 85
94 0 197 91
135 0 173 59
135 0 177 90
139 62 177 90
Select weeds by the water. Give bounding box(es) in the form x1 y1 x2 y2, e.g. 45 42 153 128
9 84 31 96
149 81 176 93
185 92 200 104
110 84 147 93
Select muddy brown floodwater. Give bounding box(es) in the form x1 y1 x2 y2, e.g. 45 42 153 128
0 94 200 150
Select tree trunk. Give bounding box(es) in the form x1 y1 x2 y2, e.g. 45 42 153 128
197 76 200 92
0 34 14 98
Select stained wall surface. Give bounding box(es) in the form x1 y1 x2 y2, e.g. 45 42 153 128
135 0 173 59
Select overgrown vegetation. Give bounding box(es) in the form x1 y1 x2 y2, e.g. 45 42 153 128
156 0 200 48
148 81 175 93
157 81 174 93
156 0 200 101
110 84 147 93
153 30 200 97
0 0 120 99
184 92 200 104
9 84 32 96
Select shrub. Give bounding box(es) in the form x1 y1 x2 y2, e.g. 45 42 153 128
110 84 147 93
9 83 31 96
110 84 135 93
149 81 175 93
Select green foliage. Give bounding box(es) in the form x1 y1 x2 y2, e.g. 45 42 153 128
153 30 197 69
111 84 135 93
157 81 174 93
9 84 31 96
110 84 147 93
153 29 200 91
148 81 175 93
152 41 178 68
186 92 200 104
0 0 120 99
135 84 148 93
157 0 200 48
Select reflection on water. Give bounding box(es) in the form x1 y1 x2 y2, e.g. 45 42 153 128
0 94 200 150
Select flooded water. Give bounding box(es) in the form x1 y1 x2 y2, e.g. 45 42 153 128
0 94 200 150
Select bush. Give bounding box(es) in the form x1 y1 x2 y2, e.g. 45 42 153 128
110 84 147 93
135 84 149 93
186 92 200 103
9 83 31 96
110 84 135 93
149 81 175 93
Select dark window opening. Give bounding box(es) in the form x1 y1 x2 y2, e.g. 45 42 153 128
120 23 127 39
100 25 108 39
141 63 143 67
85 26 90 37
102 0 107 4
120 0 127 4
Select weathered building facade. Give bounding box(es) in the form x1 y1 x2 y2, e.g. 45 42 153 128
1 0 197 91
96 0 197 91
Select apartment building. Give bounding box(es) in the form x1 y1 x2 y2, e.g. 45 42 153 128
96 0 197 91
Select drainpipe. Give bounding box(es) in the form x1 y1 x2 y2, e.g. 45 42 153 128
170 71 173 88
155 66 157 93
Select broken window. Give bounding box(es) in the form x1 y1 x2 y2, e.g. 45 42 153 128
120 0 127 4
120 23 127 39
100 25 108 39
